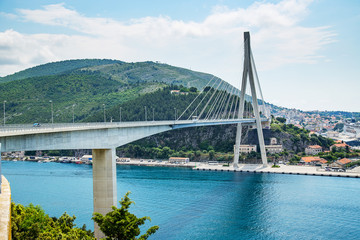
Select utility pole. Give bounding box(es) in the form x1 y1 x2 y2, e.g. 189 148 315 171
72 104 75 123
145 106 147 121
103 104 106 122
49 100 53 125
119 107 122 122
3 100 6 126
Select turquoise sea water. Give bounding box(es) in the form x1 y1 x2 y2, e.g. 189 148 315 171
2 161 360 240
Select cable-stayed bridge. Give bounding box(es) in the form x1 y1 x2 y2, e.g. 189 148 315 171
0 31 269 239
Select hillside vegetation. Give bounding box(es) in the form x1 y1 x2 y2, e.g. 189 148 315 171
0 59 121 83
0 72 165 123
0 59 223 124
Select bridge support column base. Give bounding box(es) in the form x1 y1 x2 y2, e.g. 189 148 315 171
92 148 117 239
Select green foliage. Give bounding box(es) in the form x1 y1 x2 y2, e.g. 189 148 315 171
270 121 334 154
85 86 242 123
92 192 159 240
0 72 164 123
318 147 359 162
11 202 94 240
276 117 286 123
289 155 301 164
118 144 234 162
189 87 197 92
208 150 215 160
0 59 224 124
0 59 122 83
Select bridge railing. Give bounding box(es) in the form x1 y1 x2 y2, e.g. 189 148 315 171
0 118 270 134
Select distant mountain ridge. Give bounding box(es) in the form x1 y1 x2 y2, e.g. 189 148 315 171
0 59 220 91
0 59 122 83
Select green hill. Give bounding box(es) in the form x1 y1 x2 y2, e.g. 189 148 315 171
0 59 122 83
0 72 165 124
79 61 219 90
0 59 230 124
0 59 222 91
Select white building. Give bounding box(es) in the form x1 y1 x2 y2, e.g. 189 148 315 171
305 145 323 155
265 137 283 154
343 123 360 138
265 145 283 154
235 145 257 154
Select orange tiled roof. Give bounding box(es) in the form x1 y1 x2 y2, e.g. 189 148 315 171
319 159 328 164
337 158 351 165
332 143 348 148
307 145 322 149
301 156 322 163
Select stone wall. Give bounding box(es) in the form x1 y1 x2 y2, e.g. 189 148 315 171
0 176 11 240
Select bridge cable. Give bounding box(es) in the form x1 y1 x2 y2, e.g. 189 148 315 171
213 83 233 119
226 88 237 119
223 85 237 119
197 79 224 120
251 49 268 118
203 81 225 120
206 84 228 119
177 76 216 120
186 77 221 120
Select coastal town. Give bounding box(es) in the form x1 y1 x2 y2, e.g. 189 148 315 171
2 108 360 177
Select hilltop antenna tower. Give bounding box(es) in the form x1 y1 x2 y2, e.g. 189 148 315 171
234 32 268 167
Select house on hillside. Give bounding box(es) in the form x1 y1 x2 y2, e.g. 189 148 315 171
330 143 350 151
170 90 180 94
336 158 351 166
265 137 283 154
305 145 323 155
235 145 257 154
300 156 327 165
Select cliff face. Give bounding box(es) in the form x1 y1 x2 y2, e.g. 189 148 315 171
129 122 332 154
243 129 309 152
134 124 240 152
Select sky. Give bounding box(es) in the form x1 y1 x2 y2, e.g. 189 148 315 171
0 0 359 112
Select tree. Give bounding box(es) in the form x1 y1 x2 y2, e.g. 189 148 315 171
11 202 94 240
92 192 159 240
189 87 197 93
209 150 215 160
276 117 286 123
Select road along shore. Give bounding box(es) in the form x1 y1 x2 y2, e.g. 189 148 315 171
117 160 360 178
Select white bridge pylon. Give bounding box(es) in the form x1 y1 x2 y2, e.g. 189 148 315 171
234 32 268 167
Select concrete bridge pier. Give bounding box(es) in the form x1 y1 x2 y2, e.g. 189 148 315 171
92 148 117 239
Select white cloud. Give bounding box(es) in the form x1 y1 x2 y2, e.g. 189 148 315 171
0 0 335 90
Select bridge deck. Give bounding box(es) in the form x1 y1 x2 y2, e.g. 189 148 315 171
0 118 268 137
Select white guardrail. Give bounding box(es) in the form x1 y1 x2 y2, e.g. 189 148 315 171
0 118 266 136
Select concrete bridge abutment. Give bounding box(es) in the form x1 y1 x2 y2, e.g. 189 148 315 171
92 148 117 239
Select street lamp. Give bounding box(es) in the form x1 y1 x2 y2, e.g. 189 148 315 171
3 100 6 126
72 104 75 123
49 100 53 125
145 106 147 121
119 107 122 122
103 104 106 122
